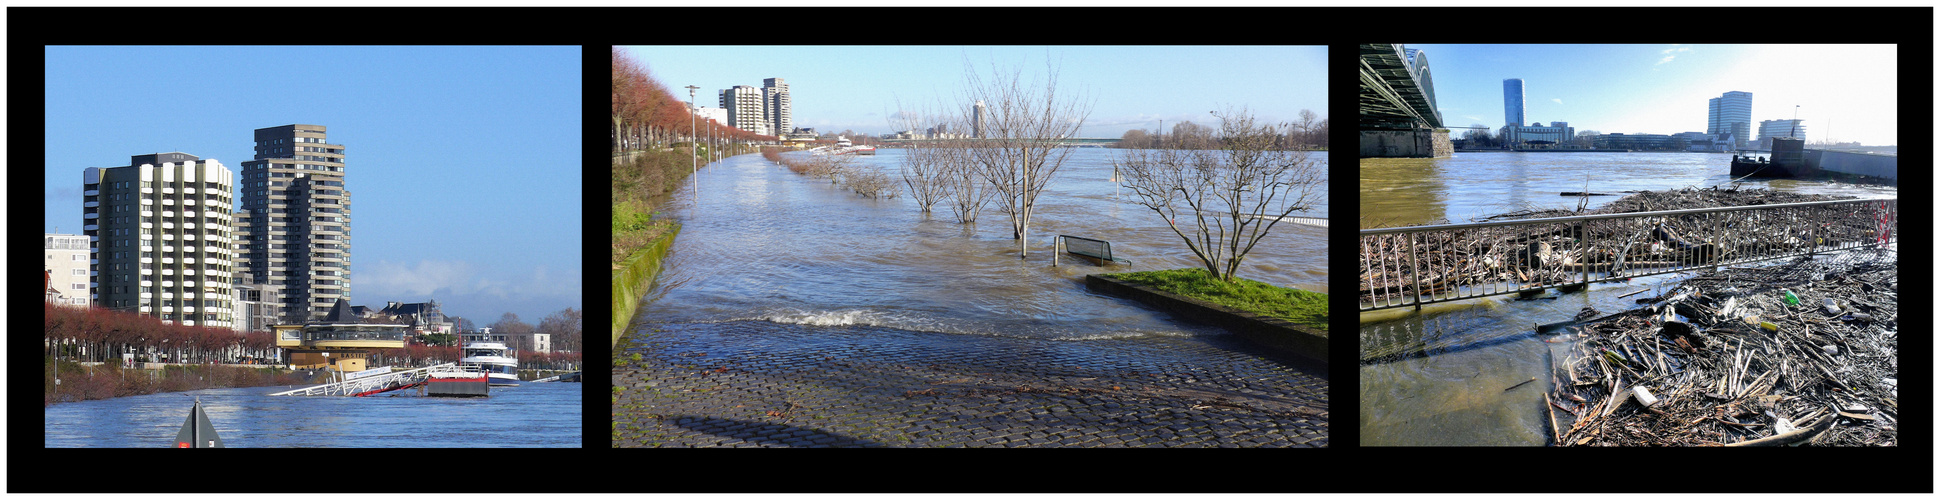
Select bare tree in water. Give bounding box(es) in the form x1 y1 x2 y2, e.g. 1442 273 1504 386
1114 107 1325 282
957 59 1093 257
889 104 950 214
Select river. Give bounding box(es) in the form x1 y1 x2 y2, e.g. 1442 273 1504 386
43 383 581 447
634 148 1327 342
1358 151 1896 446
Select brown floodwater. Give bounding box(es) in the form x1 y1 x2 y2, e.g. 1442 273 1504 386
634 148 1328 342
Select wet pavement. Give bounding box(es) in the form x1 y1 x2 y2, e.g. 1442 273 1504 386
612 321 1328 448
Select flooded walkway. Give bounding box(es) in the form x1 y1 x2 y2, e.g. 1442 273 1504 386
614 321 1326 447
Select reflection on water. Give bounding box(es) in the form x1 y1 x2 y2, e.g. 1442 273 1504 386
640 149 1327 341
1358 151 1896 446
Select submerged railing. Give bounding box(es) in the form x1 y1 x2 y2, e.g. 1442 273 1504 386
1359 198 1897 311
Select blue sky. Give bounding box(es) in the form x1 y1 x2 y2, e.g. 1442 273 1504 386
1405 44 1899 146
620 45 1328 138
42 45 582 326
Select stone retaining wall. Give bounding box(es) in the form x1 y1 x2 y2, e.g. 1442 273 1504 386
1084 274 1327 365
612 223 680 346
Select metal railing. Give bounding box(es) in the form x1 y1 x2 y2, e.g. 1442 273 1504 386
1359 198 1897 311
270 363 480 396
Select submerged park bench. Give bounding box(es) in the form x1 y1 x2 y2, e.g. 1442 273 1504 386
1054 235 1130 267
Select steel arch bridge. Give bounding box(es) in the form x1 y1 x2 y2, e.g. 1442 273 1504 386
1360 43 1442 131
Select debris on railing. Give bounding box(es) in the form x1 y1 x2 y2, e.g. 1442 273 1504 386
1360 187 1890 310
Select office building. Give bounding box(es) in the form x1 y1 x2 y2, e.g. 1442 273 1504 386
1503 78 1526 129
1500 121 1574 146
763 78 791 139
235 124 351 323
45 233 92 308
83 153 237 328
720 85 769 136
232 271 282 334
1758 119 1807 141
1708 91 1753 149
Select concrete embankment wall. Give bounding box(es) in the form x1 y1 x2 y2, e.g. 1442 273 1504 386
1807 150 1898 180
1084 275 1327 366
612 224 679 347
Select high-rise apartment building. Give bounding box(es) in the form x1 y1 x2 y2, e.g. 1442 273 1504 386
83 153 236 328
235 124 350 323
720 85 769 136
1503 78 1526 129
45 233 93 308
1708 91 1753 149
763 78 791 138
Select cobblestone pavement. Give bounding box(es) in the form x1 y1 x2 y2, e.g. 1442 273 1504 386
613 321 1328 448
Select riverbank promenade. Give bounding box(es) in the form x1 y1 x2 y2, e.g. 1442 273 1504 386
613 321 1327 448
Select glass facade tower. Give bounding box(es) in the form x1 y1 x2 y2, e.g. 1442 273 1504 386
1708 91 1753 149
1503 78 1526 128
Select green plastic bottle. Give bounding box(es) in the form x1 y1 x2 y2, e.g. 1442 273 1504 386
1781 288 1799 306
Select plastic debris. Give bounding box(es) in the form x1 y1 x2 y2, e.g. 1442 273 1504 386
1631 385 1659 407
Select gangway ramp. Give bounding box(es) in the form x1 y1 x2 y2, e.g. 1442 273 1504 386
531 371 581 383
270 363 477 397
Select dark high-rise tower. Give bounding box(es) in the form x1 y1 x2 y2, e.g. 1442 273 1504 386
234 124 350 323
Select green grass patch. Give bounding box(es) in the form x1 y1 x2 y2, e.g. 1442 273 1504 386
1104 268 1328 331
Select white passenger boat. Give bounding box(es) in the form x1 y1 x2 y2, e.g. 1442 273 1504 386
459 338 520 387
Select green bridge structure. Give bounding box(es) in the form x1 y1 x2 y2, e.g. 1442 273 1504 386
1361 43 1452 158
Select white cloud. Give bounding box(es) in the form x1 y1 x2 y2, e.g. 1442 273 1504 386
358 259 581 324
360 259 475 297
1551 98 1563 105
1656 45 1692 65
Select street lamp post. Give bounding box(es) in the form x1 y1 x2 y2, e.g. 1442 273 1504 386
686 85 700 195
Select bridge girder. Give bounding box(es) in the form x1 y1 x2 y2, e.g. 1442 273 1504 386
1359 44 1443 130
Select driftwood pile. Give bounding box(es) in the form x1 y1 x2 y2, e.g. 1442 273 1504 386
1546 251 1898 446
1360 187 1862 304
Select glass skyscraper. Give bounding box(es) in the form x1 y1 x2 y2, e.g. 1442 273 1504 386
1708 91 1753 149
1503 78 1526 127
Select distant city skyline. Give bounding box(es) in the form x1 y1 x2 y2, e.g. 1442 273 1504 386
619 45 1328 139
43 46 582 325
1407 44 1898 146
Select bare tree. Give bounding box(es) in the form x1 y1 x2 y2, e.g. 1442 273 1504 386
890 105 949 213
1113 107 1325 282
938 134 991 224
537 307 581 353
956 59 1093 257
